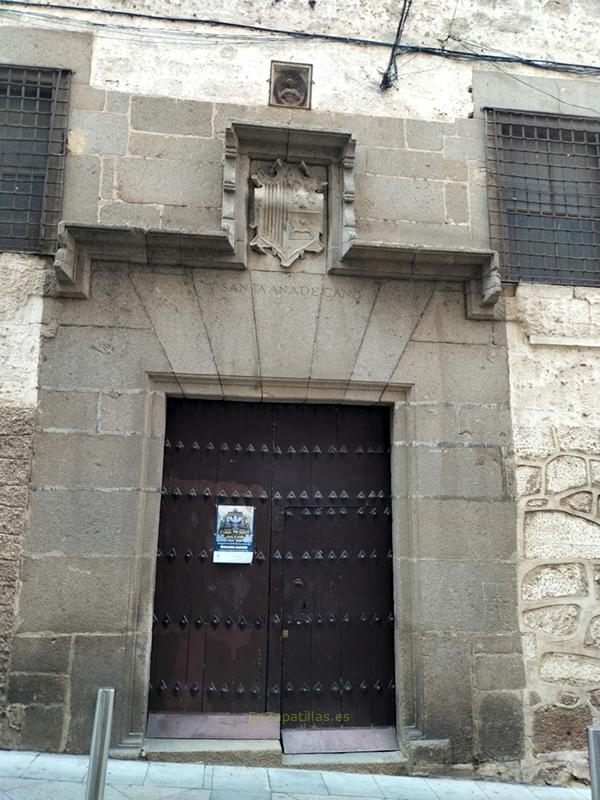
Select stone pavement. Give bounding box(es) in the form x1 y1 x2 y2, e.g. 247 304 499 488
0 751 592 800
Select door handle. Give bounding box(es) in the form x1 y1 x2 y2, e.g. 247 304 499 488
293 578 304 587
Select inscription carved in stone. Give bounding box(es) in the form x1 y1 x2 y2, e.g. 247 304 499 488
250 159 326 269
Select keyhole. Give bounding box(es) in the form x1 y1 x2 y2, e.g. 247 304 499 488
302 600 307 611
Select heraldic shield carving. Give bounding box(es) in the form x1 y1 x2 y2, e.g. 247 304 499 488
250 159 327 268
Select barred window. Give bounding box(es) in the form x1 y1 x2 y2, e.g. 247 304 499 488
0 65 70 253
485 108 600 287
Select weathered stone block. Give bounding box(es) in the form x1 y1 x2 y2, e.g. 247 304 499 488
69 84 106 112
541 653 600 686
30 432 153 489
445 182 469 224
62 155 101 223
522 605 581 637
0 533 21 560
128 132 222 162
0 459 30 485
533 704 591 753
8 673 66 706
444 134 485 162
38 326 170 392
522 562 587 601
556 427 600 454
28 487 149 557
69 111 129 156
584 616 600 649
44 270 151 330
546 455 587 494
420 635 473 762
99 392 147 435
0 407 34 436
105 91 130 114
131 96 212 136
474 654 525 691
67 634 130 751
116 158 221 208
412 405 457 444
397 341 510 405
514 465 542 497
0 436 31 460
457 406 511 447
405 119 444 151
561 491 593 514
0 506 25 538
354 175 445 224
411 290 494 346
415 560 517 633
10 635 71 673
18 556 132 633
525 511 600 559
0 486 28 509
38 389 98 432
13 703 65 752
129 272 218 377
99 201 161 229
161 205 221 232
366 149 467 181
414 445 505 500
476 693 524 761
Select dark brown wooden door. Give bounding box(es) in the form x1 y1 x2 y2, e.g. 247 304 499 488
149 400 395 731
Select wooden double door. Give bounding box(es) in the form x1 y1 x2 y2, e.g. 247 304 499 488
149 399 395 741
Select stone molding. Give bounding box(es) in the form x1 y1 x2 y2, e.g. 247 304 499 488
146 373 408 404
528 335 600 349
53 122 501 312
53 220 501 318
223 121 357 270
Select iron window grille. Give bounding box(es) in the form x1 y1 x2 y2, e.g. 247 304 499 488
0 65 70 254
485 107 600 286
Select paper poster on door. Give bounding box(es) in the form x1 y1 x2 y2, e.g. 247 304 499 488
213 505 254 564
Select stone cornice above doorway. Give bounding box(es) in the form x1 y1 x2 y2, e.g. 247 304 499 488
53 221 500 319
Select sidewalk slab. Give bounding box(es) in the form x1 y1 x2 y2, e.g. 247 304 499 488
375 774 440 799
0 751 38 778
105 758 149 785
211 764 271 792
268 766 329 794
144 761 205 788
322 769 384 797
427 777 487 798
26 753 88 782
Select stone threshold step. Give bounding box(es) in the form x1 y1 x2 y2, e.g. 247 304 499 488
142 738 283 766
282 749 408 775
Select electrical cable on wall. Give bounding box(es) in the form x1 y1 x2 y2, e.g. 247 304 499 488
379 0 413 91
2 0 600 78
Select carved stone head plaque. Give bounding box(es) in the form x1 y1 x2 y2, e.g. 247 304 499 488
250 159 327 268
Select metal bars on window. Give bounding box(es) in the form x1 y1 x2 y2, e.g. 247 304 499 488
0 65 70 253
485 107 600 286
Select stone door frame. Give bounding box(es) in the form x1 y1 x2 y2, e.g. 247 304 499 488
119 373 415 753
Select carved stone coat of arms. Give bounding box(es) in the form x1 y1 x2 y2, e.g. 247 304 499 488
250 159 327 268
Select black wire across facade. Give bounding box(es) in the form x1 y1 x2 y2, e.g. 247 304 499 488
485 107 600 287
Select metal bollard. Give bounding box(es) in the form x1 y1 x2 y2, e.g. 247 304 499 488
589 725 600 800
85 688 115 800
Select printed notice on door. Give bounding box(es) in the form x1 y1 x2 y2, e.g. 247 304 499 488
213 505 254 564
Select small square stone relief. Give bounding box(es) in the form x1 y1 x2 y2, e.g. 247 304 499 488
269 61 312 109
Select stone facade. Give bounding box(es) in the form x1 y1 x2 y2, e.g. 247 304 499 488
0 253 46 746
507 284 600 784
0 0 599 788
